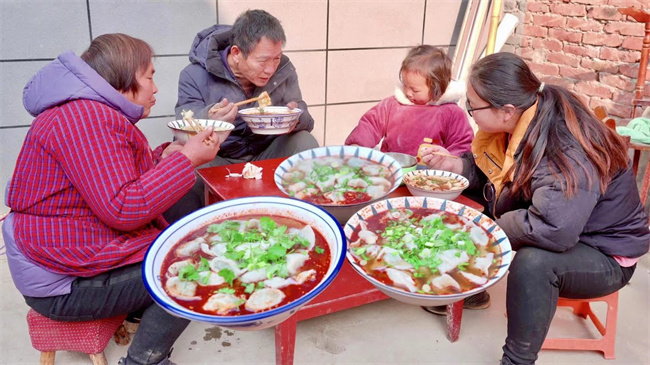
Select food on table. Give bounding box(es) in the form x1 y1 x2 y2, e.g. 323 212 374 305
403 173 467 192
348 208 500 295
280 156 395 205
161 215 330 315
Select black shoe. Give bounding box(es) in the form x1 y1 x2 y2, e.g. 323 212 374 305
421 291 491 316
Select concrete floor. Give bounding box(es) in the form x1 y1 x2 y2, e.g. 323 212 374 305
0 248 648 365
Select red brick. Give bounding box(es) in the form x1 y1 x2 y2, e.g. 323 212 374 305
533 14 567 27
528 62 560 76
600 74 636 92
548 52 582 68
582 32 623 47
588 6 624 21
581 58 619 73
618 64 639 79
563 44 600 58
549 29 583 43
523 25 548 38
571 0 603 4
559 65 598 81
622 37 643 51
531 38 563 52
608 0 648 8
521 37 531 48
575 81 614 99
603 22 645 37
566 18 604 32
613 90 635 104
600 47 641 63
520 48 535 61
550 3 587 16
527 2 550 12
540 75 576 90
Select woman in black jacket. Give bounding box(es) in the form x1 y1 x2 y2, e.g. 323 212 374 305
421 52 649 364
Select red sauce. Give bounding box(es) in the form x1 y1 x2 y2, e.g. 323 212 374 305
160 215 331 316
303 191 371 205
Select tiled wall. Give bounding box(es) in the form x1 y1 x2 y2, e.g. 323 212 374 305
0 0 468 213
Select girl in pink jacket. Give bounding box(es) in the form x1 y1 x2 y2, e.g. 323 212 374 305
345 45 473 157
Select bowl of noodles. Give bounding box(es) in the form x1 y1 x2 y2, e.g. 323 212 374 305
403 169 469 200
143 196 346 330
168 119 234 144
239 106 302 135
344 196 512 306
274 146 404 223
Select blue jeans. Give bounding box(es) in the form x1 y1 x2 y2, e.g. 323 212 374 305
24 263 189 365
501 243 635 364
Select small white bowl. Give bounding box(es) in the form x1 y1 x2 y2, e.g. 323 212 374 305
274 146 403 223
143 196 346 330
344 196 512 306
167 119 234 144
238 106 302 135
403 169 469 200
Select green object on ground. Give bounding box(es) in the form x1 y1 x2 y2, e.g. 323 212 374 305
617 117 650 145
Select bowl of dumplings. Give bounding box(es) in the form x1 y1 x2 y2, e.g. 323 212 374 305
143 196 346 330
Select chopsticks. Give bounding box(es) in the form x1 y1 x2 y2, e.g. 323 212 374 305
233 91 271 108
429 151 460 159
181 110 216 146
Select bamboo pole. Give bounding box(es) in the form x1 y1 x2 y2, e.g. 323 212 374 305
486 0 503 55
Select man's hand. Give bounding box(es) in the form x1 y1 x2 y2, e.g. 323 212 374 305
420 145 464 174
286 101 299 110
208 98 237 123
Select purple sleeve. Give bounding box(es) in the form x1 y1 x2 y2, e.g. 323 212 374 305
345 98 391 147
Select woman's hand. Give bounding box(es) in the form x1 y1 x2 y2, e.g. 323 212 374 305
161 141 184 159
420 145 464 174
208 98 237 123
180 127 221 167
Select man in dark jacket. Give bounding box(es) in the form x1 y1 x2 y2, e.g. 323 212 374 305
175 9 318 165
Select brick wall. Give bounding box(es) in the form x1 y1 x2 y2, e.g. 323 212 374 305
504 0 649 122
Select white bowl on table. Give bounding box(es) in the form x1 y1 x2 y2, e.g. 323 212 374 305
403 169 469 200
344 196 512 306
238 106 302 135
142 196 346 330
167 119 234 144
274 145 403 224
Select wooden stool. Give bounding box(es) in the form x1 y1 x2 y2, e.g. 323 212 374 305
27 309 127 365
542 291 619 359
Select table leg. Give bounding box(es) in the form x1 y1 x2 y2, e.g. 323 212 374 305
275 317 297 365
204 186 219 205
641 156 650 207
446 299 464 342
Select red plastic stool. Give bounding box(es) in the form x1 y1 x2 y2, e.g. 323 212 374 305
27 309 127 365
542 291 619 359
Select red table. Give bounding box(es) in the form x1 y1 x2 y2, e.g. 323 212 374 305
197 157 484 364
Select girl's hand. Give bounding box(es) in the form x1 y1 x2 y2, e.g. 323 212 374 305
180 127 221 167
420 145 463 174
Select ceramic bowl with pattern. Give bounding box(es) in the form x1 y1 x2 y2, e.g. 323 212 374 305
403 169 469 200
275 146 403 223
143 196 346 330
167 119 234 144
344 196 512 306
238 106 302 135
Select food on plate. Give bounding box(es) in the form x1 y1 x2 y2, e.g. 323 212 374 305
161 215 330 315
348 207 500 295
280 156 395 205
404 173 467 192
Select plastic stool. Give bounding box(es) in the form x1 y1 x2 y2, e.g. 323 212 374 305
27 309 127 364
542 291 619 359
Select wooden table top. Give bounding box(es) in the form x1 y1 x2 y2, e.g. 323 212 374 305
196 157 484 211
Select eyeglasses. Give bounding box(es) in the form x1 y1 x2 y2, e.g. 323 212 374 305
465 99 493 117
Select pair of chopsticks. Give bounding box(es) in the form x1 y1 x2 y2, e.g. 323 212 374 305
181 110 215 146
211 92 272 113
429 151 460 159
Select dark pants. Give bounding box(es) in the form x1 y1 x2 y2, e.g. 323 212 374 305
163 130 319 224
24 263 189 365
501 243 635 364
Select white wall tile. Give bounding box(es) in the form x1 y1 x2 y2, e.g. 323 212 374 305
328 0 425 49
0 61 50 128
423 0 467 46
1 0 90 59
327 49 408 103
324 102 376 146
151 56 191 118
89 0 217 55
285 51 326 106
218 0 328 51
309 106 325 146
137 116 175 149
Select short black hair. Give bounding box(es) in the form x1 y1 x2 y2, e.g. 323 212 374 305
231 9 286 57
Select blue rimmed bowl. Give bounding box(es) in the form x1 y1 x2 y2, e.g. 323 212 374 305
143 196 346 330
274 146 404 223
403 169 469 200
238 106 302 135
344 196 512 306
167 119 234 144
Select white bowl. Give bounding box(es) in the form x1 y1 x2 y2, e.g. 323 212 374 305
274 146 403 223
403 169 469 200
143 196 346 330
238 106 302 135
344 196 512 306
167 119 234 144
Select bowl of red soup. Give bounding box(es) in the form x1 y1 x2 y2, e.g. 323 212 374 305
143 196 346 330
275 146 403 223
344 196 512 306
403 169 469 200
